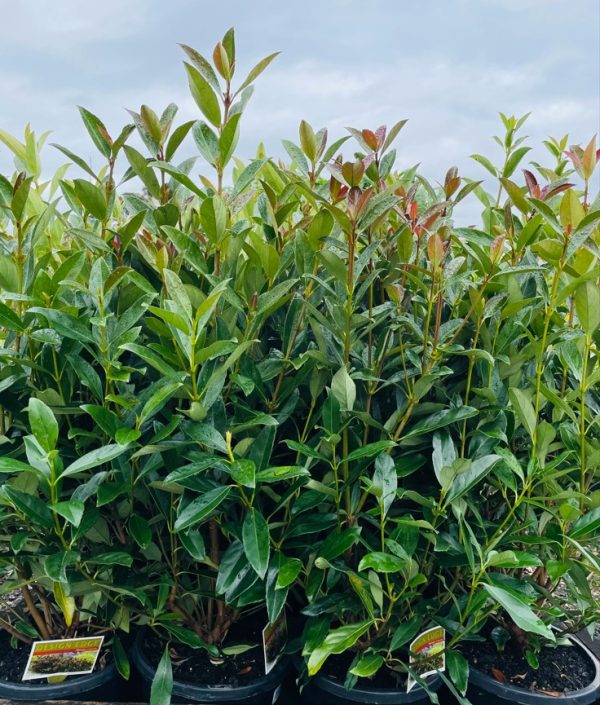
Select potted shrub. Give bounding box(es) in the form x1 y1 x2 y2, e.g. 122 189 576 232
0 398 132 701
0 138 145 698
276 122 487 703
436 121 600 704
116 30 309 705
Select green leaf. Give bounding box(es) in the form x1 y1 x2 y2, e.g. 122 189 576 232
180 530 206 560
179 44 220 90
73 179 108 220
358 552 406 573
89 551 133 567
307 621 373 676
372 453 397 519
390 616 421 651
500 178 530 214
129 515 152 548
113 634 130 681
163 625 217 654
219 113 241 167
78 107 112 158
575 281 600 334
185 64 221 127
0 301 24 332
61 444 128 478
445 455 501 504
503 147 531 178
186 424 227 453
232 158 267 198
150 646 172 705
229 459 256 488
282 139 309 175
447 650 469 696
470 153 498 176
52 501 84 527
402 407 478 441
486 550 542 568
265 564 287 623
28 398 58 453
115 428 141 446
255 465 309 483
238 52 280 93
192 121 219 165
5 488 53 528
124 145 161 199
149 161 205 199
482 583 555 641
350 652 383 677
165 120 194 162
139 382 182 426
331 366 356 412
0 457 41 476
174 486 231 531
45 551 78 582
570 508 600 540
276 555 302 588
242 508 270 579
346 441 396 462
318 528 361 561
120 343 181 380
508 388 536 440
560 189 585 229
200 194 227 244
299 120 317 161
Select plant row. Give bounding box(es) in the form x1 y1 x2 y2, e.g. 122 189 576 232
0 28 599 704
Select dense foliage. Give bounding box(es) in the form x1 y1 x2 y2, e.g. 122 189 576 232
0 28 599 704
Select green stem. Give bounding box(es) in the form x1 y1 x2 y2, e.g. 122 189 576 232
579 335 591 509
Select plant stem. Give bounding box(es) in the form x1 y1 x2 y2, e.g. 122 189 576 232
579 335 591 509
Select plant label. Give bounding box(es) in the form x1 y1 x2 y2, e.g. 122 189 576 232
406 626 445 693
262 611 287 675
22 636 104 681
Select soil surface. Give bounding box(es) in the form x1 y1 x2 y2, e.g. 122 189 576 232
460 637 596 695
143 610 270 687
0 630 110 684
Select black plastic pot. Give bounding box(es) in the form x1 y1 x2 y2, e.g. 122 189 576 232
466 636 600 705
0 660 120 702
132 630 291 704
300 671 443 705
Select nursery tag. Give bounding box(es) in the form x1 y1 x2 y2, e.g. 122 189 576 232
22 636 104 681
262 611 287 675
406 626 445 693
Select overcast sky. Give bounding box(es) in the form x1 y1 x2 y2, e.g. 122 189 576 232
1 0 598 222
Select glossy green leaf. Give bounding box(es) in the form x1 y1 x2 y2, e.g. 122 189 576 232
150 646 173 705
174 486 231 531
242 508 270 579
482 583 555 641
28 398 58 453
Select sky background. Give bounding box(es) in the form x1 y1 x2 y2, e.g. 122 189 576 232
0 0 598 223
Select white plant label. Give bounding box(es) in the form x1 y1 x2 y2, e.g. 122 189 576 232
22 636 104 681
406 626 445 693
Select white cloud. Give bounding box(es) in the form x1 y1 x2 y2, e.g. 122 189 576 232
0 0 149 49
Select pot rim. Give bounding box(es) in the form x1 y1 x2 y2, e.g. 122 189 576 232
0 658 117 698
296 656 442 704
467 634 600 704
132 627 290 701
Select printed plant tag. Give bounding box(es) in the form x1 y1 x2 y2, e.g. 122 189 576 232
406 626 445 693
22 636 104 681
262 611 287 675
